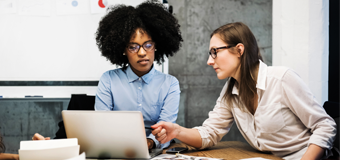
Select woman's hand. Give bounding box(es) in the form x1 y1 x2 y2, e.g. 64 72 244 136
151 121 180 144
146 138 155 149
11 154 19 160
152 122 202 148
0 153 19 160
32 133 50 140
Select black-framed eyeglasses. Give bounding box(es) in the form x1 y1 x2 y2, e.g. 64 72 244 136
127 41 156 53
208 46 233 59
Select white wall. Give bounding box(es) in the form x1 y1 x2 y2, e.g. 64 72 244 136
0 0 167 98
272 0 329 105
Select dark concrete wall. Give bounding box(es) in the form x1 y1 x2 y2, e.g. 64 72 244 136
0 99 69 153
168 0 272 143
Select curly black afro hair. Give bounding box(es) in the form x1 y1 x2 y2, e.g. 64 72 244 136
95 0 183 68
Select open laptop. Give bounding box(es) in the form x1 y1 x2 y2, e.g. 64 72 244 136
62 110 163 159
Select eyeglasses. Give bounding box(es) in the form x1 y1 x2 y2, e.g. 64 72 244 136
127 41 155 53
208 46 233 59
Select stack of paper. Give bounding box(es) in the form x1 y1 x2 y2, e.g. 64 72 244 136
66 152 86 160
152 154 223 160
18 138 81 160
152 154 271 160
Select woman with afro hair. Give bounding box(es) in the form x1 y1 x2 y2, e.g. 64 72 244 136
94 0 183 149
33 0 182 150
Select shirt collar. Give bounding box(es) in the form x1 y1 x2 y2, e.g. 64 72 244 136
126 65 156 84
231 59 267 95
232 84 239 95
256 60 267 91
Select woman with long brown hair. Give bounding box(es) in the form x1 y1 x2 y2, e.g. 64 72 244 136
151 22 337 160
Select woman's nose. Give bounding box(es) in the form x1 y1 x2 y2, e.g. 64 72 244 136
207 55 214 66
137 47 147 57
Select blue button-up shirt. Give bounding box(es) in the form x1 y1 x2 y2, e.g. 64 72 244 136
95 65 180 148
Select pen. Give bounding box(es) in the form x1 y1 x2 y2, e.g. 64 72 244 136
25 95 43 98
145 127 154 130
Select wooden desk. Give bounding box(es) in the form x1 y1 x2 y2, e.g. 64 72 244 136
165 141 283 160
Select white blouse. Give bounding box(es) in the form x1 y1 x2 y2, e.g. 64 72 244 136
195 60 337 159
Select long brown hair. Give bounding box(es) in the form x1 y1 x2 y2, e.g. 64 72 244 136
211 22 263 114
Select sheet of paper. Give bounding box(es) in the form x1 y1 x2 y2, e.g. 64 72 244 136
65 152 86 160
20 138 78 150
152 154 223 160
56 0 89 15
151 154 176 160
90 0 107 14
91 0 125 14
0 0 17 14
18 0 51 16
19 145 80 160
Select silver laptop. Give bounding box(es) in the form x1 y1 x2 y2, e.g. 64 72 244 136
62 110 162 159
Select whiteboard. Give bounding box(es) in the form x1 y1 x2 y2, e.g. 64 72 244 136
0 0 167 98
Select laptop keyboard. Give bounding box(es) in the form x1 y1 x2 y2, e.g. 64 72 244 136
149 149 163 158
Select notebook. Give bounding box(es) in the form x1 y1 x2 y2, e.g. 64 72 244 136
18 138 80 160
62 110 163 159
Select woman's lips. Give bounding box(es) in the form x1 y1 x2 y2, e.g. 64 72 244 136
138 59 149 65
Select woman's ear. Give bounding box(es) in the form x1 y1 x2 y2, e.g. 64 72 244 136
236 43 244 57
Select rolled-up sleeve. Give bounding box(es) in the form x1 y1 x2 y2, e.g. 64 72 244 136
194 82 234 149
281 69 337 152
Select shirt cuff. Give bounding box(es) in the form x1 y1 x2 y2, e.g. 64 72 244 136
147 133 170 149
308 135 334 159
193 127 207 150
308 134 333 150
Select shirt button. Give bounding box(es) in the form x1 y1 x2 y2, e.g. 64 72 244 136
139 78 141 81
138 87 141 90
139 104 142 106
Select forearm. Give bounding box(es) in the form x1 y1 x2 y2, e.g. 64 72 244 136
175 124 202 148
0 153 19 160
301 144 325 160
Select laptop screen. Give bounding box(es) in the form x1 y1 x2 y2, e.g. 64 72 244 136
62 111 150 159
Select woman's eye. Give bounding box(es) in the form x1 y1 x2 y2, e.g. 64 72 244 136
210 49 215 54
145 43 153 49
128 45 138 50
